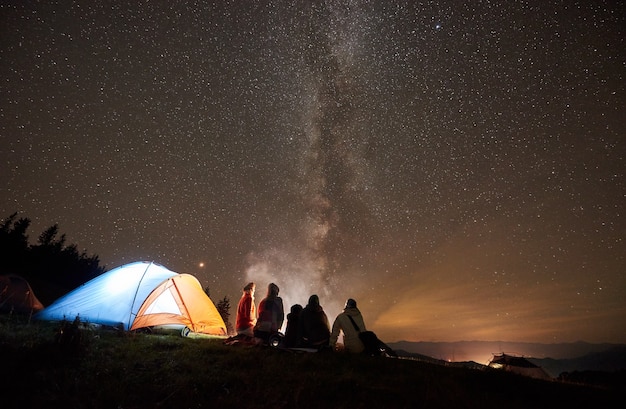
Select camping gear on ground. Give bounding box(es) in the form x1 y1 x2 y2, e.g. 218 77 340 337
347 315 396 357
268 331 285 347
34 261 227 336
0 274 45 314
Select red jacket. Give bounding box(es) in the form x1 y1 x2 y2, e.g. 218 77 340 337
255 296 284 333
236 292 256 331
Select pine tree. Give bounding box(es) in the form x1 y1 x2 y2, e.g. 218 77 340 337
216 296 234 335
1 212 105 304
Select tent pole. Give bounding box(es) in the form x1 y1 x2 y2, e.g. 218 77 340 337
128 261 153 330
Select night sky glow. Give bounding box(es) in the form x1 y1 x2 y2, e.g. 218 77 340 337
1 1 624 344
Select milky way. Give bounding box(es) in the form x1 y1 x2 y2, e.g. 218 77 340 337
1 1 624 344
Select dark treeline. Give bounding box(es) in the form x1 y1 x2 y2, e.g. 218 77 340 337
1 212 234 328
205 286 234 335
0 212 106 305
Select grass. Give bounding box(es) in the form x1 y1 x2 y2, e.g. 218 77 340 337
0 314 619 409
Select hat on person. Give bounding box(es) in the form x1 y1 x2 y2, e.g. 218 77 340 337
268 283 280 297
346 298 357 308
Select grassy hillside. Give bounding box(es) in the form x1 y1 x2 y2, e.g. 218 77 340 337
0 315 618 409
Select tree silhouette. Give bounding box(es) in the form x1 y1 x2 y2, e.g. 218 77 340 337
216 296 233 335
0 212 105 305
204 286 233 334
0 213 30 273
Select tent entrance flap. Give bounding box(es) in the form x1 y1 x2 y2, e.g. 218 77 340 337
142 286 182 315
130 274 227 335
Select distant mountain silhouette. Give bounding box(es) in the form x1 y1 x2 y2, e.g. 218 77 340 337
387 340 625 369
390 341 626 389
394 349 487 371
529 345 626 377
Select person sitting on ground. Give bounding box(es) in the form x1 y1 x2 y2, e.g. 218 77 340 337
253 283 284 344
235 282 256 338
297 294 330 350
330 298 366 353
283 303 303 348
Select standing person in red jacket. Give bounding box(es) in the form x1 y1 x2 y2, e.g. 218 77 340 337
235 282 257 337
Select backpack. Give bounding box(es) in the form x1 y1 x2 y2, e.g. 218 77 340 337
346 315 396 357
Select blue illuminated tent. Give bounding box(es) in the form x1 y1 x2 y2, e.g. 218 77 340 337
35 261 177 330
35 261 227 335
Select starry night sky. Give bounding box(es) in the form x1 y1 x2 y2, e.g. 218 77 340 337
1 1 624 344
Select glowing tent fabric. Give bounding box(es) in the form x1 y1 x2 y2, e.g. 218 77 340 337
34 261 227 336
131 273 227 335
35 261 176 329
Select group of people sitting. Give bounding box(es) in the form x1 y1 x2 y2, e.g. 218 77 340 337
231 281 371 354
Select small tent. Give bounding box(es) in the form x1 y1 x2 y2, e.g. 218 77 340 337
34 261 227 336
0 274 45 314
488 353 552 380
